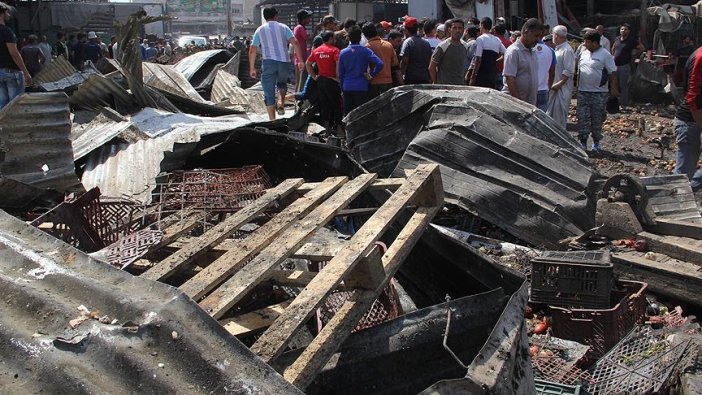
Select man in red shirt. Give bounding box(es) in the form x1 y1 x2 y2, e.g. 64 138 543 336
306 31 341 134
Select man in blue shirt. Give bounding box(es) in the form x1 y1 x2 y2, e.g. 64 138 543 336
338 25 383 115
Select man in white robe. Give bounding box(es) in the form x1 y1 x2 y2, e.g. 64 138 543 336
547 25 575 130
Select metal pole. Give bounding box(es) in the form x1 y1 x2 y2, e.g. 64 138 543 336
226 0 232 37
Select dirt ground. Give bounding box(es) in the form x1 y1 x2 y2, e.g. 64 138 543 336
567 101 681 179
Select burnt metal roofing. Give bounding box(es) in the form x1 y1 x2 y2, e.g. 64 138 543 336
211 69 267 114
345 86 596 249
174 49 233 87
0 210 301 393
69 74 141 114
33 55 78 85
71 113 146 161
0 93 80 192
142 62 206 103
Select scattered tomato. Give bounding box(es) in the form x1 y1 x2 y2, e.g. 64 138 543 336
534 322 548 335
529 345 540 357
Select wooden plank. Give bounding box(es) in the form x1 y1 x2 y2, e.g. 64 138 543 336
179 177 348 300
198 173 378 318
639 231 702 264
267 270 317 287
284 205 442 389
612 251 702 306
647 218 702 240
166 237 342 261
249 164 442 363
150 209 205 250
141 179 303 281
220 300 291 336
343 247 385 290
296 178 405 193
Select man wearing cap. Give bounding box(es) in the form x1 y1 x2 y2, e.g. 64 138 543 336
547 25 575 129
250 7 305 120
379 21 392 39
364 21 401 97
400 16 432 84
502 18 542 105
430 18 467 85
468 17 506 89
83 31 103 65
436 24 446 40
294 9 312 90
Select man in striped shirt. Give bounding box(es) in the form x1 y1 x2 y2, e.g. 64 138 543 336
249 7 305 120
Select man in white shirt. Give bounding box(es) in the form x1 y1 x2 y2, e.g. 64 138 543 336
535 27 556 112
547 25 575 129
249 7 304 120
467 17 506 89
577 30 618 152
596 25 611 53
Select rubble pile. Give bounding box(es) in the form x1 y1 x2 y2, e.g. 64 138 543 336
1 17 702 392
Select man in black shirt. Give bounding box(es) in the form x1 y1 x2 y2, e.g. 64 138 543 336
0 1 31 109
612 23 644 108
673 47 702 194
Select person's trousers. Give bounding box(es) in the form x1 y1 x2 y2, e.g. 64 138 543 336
576 91 609 144
495 73 504 91
261 59 290 106
617 63 631 107
673 118 702 192
0 68 25 110
317 77 342 126
343 90 368 115
536 89 549 112
368 83 392 99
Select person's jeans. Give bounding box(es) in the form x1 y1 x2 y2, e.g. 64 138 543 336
536 89 549 112
261 59 290 106
617 63 631 107
0 69 25 110
673 118 702 192
495 73 504 91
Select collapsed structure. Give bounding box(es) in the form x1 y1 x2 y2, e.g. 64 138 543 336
2 12 702 395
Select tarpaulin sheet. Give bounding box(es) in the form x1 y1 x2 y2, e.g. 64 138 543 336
345 86 597 248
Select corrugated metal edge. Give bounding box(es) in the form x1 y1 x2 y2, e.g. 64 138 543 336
0 92 80 192
69 74 140 114
0 209 302 394
81 128 201 203
71 115 142 161
143 63 206 103
174 49 230 81
33 55 77 85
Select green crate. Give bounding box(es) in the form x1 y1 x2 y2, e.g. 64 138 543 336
535 379 581 395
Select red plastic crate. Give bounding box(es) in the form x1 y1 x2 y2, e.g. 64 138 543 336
550 280 648 361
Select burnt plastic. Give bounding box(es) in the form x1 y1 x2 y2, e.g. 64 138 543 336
530 250 614 309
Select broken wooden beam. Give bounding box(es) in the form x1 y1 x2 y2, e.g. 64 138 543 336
179 177 348 300
638 231 702 264
198 173 378 318
249 164 442 365
220 300 291 336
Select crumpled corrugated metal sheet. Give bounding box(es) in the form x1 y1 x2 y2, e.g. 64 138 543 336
69 74 141 114
211 69 267 114
345 86 596 249
142 63 206 103
0 210 301 394
71 112 146 161
174 49 233 89
33 55 77 85
0 93 80 192
81 127 200 202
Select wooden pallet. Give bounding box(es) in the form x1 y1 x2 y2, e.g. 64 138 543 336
137 164 443 389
